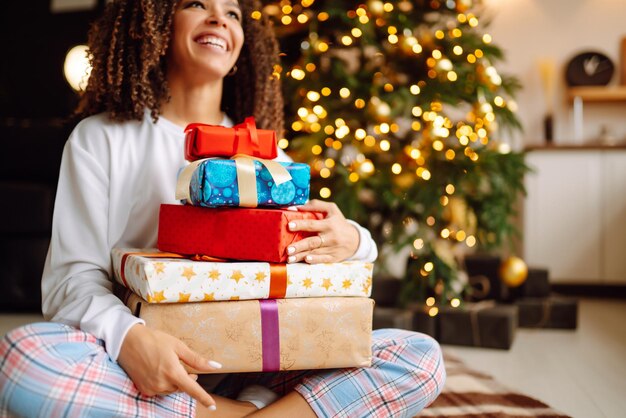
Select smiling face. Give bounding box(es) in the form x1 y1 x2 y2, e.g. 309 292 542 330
167 0 245 84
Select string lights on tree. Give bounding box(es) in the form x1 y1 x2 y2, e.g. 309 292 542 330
260 0 529 306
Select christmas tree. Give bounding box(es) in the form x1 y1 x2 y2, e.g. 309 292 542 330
261 0 529 306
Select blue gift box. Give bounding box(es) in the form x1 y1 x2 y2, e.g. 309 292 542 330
188 159 310 208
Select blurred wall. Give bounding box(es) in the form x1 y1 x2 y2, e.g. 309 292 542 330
483 0 626 148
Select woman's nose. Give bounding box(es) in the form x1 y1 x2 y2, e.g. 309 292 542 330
205 9 228 28
206 16 227 27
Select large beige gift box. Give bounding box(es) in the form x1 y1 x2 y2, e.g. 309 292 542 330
125 292 374 374
112 248 373 303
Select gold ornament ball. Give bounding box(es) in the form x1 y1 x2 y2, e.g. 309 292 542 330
393 172 414 190
499 256 528 287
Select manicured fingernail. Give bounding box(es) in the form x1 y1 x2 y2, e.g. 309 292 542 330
287 246 295 254
306 255 313 262
288 222 296 230
208 405 217 411
288 255 296 263
208 360 222 369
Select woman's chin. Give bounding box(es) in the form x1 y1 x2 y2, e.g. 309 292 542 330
170 67 230 84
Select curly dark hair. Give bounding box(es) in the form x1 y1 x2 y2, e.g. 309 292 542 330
76 0 284 137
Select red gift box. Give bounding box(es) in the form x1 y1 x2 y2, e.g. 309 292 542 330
184 117 278 161
157 204 324 263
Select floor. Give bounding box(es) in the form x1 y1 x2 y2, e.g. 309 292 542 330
445 298 626 418
1 298 625 418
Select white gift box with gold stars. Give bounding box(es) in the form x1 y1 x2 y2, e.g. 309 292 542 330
112 248 373 304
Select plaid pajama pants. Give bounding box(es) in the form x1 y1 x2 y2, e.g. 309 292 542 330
0 322 445 418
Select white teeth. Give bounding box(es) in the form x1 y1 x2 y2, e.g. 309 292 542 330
197 35 227 50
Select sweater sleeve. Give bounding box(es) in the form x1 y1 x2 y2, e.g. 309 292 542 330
41 122 144 362
345 220 378 263
276 148 378 263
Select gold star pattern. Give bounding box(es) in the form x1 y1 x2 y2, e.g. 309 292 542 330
302 277 313 289
178 292 191 303
203 292 215 301
255 271 267 283
230 270 244 283
148 290 166 303
181 267 196 281
208 269 221 281
342 279 353 289
153 262 165 274
362 278 372 295
321 278 333 291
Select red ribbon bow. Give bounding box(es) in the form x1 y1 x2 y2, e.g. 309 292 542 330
184 116 278 161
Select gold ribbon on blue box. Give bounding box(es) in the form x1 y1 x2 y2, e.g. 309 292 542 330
176 155 310 208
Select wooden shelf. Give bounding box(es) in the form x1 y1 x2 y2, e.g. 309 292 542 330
567 86 626 102
526 144 626 151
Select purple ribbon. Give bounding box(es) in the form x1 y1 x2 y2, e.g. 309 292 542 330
260 299 280 371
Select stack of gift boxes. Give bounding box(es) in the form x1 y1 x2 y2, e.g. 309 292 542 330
373 255 578 350
463 255 578 333
111 118 375 374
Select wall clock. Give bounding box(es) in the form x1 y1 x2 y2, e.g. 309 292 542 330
565 51 614 86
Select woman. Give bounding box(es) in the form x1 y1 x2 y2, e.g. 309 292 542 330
0 1 445 417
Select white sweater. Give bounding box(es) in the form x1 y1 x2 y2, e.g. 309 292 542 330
41 110 378 361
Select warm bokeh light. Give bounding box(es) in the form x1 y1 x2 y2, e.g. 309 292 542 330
64 45 91 92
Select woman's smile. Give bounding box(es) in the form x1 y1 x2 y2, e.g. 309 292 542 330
194 31 230 53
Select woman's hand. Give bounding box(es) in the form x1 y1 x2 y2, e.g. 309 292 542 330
286 199 360 264
118 324 222 409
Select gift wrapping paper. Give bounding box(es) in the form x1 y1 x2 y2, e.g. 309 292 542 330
507 268 551 301
125 292 374 374
111 248 373 303
187 158 310 208
184 117 278 161
157 204 324 263
437 302 518 350
516 297 578 329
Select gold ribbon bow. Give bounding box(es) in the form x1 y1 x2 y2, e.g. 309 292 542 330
175 155 292 208
468 275 492 300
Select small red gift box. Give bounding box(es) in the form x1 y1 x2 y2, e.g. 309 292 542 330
157 204 323 263
184 117 278 161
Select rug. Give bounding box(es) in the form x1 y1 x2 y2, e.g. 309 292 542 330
420 354 571 417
